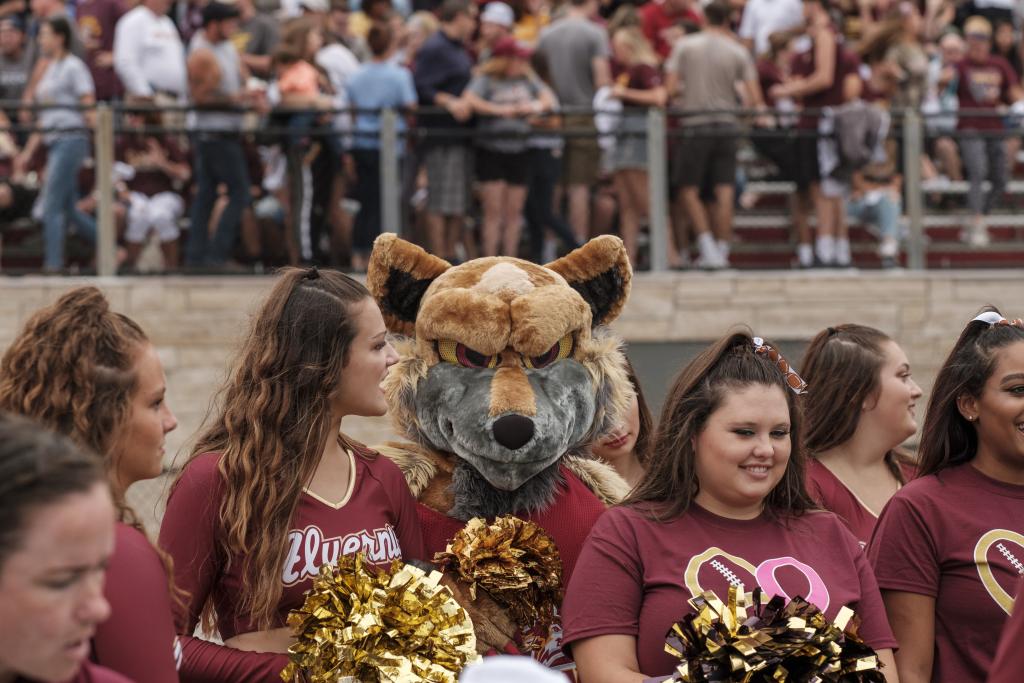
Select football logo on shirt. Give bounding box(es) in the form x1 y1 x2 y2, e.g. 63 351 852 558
683 546 831 612
282 523 403 585
973 529 1024 614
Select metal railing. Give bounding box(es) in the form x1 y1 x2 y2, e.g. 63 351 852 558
3 100 1019 273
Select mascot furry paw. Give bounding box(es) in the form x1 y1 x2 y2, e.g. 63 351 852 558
367 234 634 672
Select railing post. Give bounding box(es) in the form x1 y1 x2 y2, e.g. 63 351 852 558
379 108 401 236
902 108 925 270
95 103 116 276
646 107 669 272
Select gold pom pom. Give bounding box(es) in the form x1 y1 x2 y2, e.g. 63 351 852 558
433 516 563 633
664 586 886 682
281 554 480 683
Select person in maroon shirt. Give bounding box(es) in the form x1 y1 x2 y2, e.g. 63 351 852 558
76 0 126 101
562 331 899 682
0 287 181 683
869 308 1024 683
159 267 426 682
800 324 922 546
989 576 1024 683
771 0 862 267
638 0 702 60
118 112 191 271
949 16 1024 248
0 416 132 683
607 26 666 268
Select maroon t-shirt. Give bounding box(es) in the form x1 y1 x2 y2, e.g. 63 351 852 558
791 33 860 129
159 446 425 683
956 56 1017 131
806 458 916 547
868 463 1024 683
417 464 608 671
639 0 703 59
18 661 133 683
76 0 127 101
757 59 783 108
562 504 897 677
990 577 1024 683
93 523 179 683
117 135 188 197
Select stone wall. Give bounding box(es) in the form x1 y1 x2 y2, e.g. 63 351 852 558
2 270 1020 529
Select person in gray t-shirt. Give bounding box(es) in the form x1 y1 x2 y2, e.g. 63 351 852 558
13 16 96 271
534 0 610 244
664 0 761 270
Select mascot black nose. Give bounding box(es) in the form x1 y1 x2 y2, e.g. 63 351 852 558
492 414 535 450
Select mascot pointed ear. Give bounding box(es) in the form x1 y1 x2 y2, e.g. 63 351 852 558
367 233 452 336
546 235 632 327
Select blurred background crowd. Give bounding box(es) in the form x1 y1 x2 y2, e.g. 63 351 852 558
0 0 1022 273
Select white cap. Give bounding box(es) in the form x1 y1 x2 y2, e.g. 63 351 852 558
300 0 328 12
480 1 514 27
459 657 568 683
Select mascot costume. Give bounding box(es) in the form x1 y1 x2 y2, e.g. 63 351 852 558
366 233 635 673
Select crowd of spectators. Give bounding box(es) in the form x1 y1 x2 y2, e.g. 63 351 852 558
1 0 1023 272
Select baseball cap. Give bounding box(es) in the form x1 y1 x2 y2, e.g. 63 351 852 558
480 1 514 27
300 0 329 12
491 36 530 59
202 1 242 25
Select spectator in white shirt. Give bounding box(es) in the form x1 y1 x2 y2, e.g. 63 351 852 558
113 0 187 99
737 0 802 57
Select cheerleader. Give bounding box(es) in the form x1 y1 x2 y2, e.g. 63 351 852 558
800 324 923 545
561 331 898 682
589 359 653 489
989 577 1024 683
0 288 180 683
869 309 1024 683
0 414 130 683
159 267 425 681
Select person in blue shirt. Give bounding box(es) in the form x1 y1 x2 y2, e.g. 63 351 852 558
345 22 417 270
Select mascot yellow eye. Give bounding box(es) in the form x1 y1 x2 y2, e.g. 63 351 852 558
437 340 498 369
525 335 574 369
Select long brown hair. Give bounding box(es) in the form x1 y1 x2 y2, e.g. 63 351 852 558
273 16 323 69
0 288 180 602
623 357 654 466
800 324 914 483
918 306 1024 477
627 331 813 521
0 413 106 569
0 286 147 519
181 267 372 630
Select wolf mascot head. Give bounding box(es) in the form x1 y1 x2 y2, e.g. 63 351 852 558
367 233 634 521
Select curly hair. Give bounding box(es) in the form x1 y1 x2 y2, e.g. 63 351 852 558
0 286 147 494
180 267 372 630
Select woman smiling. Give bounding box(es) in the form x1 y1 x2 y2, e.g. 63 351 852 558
561 331 898 682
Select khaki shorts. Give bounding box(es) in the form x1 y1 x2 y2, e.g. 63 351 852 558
561 114 601 187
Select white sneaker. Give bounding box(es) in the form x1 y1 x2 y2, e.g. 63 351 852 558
797 243 814 268
835 238 852 267
697 233 726 269
963 218 990 248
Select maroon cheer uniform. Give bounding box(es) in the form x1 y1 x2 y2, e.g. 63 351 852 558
159 445 425 683
93 523 179 682
17 661 133 683
806 458 916 546
562 504 896 677
869 463 1024 683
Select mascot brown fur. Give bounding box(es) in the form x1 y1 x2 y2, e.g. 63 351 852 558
367 233 634 671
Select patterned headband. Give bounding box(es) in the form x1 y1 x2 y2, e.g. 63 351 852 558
753 337 807 395
972 312 1024 328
